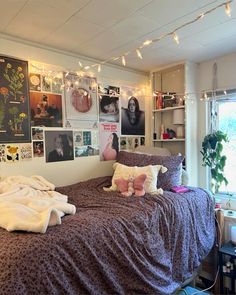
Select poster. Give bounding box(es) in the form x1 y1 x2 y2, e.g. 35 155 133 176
30 91 63 127
6 144 20 163
99 123 119 161
45 130 74 163
74 130 99 158
99 95 119 123
120 86 145 136
29 73 41 92
0 55 31 143
64 73 98 127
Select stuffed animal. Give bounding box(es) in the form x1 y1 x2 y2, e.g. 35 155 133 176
115 174 147 197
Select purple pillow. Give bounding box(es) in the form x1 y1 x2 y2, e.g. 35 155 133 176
117 151 184 191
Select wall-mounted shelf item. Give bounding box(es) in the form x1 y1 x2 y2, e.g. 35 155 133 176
151 62 198 186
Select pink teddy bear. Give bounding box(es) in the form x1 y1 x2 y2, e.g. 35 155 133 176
115 174 147 197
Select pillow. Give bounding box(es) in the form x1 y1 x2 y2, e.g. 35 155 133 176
116 151 184 191
110 162 167 194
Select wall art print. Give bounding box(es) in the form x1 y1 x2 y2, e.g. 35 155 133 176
30 91 62 127
0 55 31 143
120 86 145 136
64 73 98 127
99 123 119 161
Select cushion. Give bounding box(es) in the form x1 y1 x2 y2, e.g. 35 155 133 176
111 162 167 194
116 151 184 190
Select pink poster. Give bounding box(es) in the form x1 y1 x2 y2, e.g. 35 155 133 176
99 123 119 161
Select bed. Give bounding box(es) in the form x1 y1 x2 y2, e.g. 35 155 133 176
0 172 215 295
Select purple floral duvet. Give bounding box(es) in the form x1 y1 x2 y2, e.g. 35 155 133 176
0 176 215 295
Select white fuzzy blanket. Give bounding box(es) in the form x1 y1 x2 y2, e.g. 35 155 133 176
0 175 76 233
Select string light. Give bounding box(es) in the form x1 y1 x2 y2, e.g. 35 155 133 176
225 1 231 17
97 64 101 72
173 32 180 44
136 49 143 59
143 40 152 46
31 1 233 76
224 90 227 95
122 56 126 66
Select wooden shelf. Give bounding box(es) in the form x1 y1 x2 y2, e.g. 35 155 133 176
153 105 185 113
153 138 185 142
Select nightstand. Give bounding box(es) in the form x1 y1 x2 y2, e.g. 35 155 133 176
219 241 236 294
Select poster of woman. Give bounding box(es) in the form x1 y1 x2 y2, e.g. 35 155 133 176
99 95 119 122
99 123 119 161
120 88 145 136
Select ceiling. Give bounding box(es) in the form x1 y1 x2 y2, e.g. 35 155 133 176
0 0 236 72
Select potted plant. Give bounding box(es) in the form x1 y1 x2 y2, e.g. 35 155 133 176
200 130 229 194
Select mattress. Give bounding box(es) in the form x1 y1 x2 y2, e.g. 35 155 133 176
0 176 215 295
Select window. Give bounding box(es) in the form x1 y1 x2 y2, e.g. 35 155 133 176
216 98 236 194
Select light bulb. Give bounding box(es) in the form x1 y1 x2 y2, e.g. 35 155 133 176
173 32 179 45
136 49 143 59
97 64 101 72
143 40 152 46
78 61 83 67
122 56 126 66
225 2 231 17
84 66 90 70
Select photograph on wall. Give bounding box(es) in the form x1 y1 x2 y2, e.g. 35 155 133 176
83 131 91 146
41 75 51 92
74 131 83 146
140 136 145 146
45 130 74 163
99 123 119 161
64 73 98 127
30 91 62 127
120 87 145 136
6 144 20 163
32 127 44 140
98 84 120 96
0 55 31 143
29 73 41 92
52 77 63 94
91 130 99 146
120 137 127 150
33 141 44 157
0 144 6 162
75 145 99 158
99 95 119 123
20 143 32 161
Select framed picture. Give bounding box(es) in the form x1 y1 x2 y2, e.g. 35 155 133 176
0 55 31 143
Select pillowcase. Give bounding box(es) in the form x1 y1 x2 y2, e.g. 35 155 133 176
116 151 184 191
110 162 167 194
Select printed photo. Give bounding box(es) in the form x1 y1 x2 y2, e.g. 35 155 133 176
83 131 91 146
32 127 44 140
98 84 120 96
33 141 44 157
99 95 119 122
120 137 127 150
45 130 74 163
0 144 6 162
75 146 88 157
41 75 51 92
30 92 62 127
99 123 119 161
121 87 145 136
6 144 20 163
52 77 63 94
20 143 32 160
29 73 41 92
74 131 83 146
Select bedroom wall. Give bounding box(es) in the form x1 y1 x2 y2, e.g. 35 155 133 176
0 35 150 186
197 51 236 189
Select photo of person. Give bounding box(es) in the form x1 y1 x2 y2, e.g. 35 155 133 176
30 92 63 127
99 95 119 122
99 123 119 161
121 96 145 136
45 131 74 163
33 141 44 157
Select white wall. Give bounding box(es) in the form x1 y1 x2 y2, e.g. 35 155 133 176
0 36 149 186
198 51 236 189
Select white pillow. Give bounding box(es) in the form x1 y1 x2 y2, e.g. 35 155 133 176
109 162 167 194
